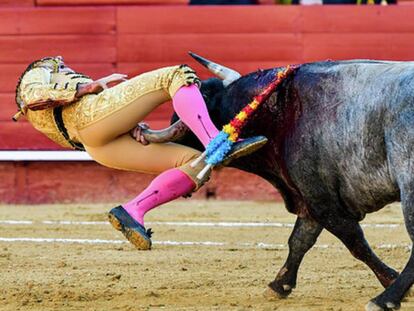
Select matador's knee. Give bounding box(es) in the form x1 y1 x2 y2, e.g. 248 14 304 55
145 64 201 98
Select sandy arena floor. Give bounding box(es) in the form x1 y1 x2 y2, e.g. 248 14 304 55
0 201 413 311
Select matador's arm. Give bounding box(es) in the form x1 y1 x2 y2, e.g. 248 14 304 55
20 68 126 111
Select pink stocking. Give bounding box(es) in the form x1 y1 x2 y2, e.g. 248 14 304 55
123 168 195 226
123 86 220 225
172 85 219 147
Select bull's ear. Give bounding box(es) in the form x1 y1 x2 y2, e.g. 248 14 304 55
189 51 241 87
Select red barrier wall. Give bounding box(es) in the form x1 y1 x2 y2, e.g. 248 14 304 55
2 6 414 150
0 162 281 204
1 5 414 203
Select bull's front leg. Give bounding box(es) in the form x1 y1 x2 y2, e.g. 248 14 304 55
265 216 323 299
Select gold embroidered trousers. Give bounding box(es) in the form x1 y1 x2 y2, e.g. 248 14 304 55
25 66 207 188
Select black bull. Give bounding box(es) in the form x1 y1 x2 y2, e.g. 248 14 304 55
173 60 414 310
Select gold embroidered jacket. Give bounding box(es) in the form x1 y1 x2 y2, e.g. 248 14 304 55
18 65 198 149
19 67 92 148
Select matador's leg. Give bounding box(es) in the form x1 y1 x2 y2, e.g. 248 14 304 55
75 66 187 147
74 65 265 158
84 133 201 175
73 66 266 250
85 133 209 250
172 84 219 147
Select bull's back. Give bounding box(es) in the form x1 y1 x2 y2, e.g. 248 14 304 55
285 60 414 217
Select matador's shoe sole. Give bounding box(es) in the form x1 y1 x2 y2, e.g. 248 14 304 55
221 135 268 166
108 206 152 250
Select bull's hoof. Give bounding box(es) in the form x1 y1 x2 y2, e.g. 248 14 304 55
365 301 385 311
263 285 291 301
365 300 401 311
263 287 284 300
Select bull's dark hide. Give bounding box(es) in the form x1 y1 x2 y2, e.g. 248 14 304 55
173 60 414 310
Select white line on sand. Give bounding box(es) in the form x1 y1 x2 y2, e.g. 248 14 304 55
0 237 411 250
0 220 33 224
0 220 402 228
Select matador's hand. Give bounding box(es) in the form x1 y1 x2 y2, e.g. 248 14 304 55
95 73 128 90
130 122 150 145
178 65 201 87
75 82 102 98
75 73 128 99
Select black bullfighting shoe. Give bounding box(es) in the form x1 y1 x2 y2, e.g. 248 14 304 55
108 206 153 250
221 135 268 166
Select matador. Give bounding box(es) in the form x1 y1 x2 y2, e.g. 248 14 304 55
14 56 267 250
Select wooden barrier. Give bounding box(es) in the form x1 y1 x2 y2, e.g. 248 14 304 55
0 0 34 6
0 7 115 34
36 0 188 5
0 162 280 203
4 5 414 150
3 6 414 149
2 5 414 202
116 6 301 34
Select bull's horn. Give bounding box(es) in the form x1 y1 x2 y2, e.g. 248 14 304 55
141 120 190 143
189 51 241 87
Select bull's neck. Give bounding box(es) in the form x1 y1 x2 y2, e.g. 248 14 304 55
225 68 304 214
223 68 299 143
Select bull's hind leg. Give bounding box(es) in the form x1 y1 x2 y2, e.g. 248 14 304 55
265 217 323 299
367 190 414 311
367 108 414 310
315 210 399 289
